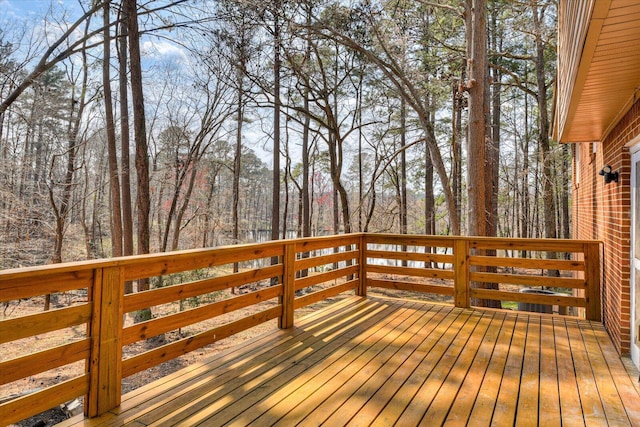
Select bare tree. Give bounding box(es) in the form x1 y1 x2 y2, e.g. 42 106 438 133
49 18 92 265
309 6 462 235
0 1 107 115
125 0 151 320
103 1 124 257
533 2 556 242
117 3 134 263
271 1 283 244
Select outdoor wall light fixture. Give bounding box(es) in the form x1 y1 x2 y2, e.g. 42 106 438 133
599 165 619 184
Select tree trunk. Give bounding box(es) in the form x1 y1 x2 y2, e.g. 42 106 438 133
118 8 134 293
487 6 501 240
425 144 434 268
270 3 281 286
171 162 199 251
302 91 311 239
353 71 361 234
332 186 340 234
283 143 290 240
521 91 530 254
466 0 488 239
126 0 151 315
103 2 123 258
466 0 500 308
271 3 281 245
50 21 89 265
399 97 408 266
452 76 463 231
300 8 311 277
400 97 408 236
329 146 351 236
533 3 558 274
233 63 243 278
535 6 556 241
233 72 243 246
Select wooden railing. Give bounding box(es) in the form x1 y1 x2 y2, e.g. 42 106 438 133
364 235 600 320
0 234 600 424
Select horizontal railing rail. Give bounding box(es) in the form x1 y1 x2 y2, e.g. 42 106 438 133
0 233 600 424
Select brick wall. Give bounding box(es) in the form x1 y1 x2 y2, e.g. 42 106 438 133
572 99 640 355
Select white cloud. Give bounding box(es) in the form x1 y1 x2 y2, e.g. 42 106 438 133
142 40 188 63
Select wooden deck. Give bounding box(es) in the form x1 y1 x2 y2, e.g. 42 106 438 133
59 296 640 426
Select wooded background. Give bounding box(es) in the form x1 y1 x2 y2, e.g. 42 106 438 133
0 0 566 271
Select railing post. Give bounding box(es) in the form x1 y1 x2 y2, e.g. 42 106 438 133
454 238 470 308
358 234 367 297
584 242 602 321
87 266 124 417
279 242 295 329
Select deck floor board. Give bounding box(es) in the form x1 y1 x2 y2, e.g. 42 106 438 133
538 317 561 427
465 311 516 426
58 296 640 427
492 314 527 425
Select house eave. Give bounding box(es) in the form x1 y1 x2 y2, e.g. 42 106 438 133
556 0 640 144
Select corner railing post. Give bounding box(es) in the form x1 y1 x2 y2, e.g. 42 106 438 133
454 238 470 308
87 266 124 417
584 242 602 321
280 242 295 329
358 234 367 297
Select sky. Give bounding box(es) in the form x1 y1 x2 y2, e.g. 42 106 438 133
1 0 83 43
1 0 189 63
2 0 60 18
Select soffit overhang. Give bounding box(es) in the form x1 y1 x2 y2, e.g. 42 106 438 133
557 0 640 143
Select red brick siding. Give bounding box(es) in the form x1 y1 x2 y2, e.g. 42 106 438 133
572 99 640 355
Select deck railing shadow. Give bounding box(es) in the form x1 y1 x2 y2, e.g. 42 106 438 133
0 233 600 424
